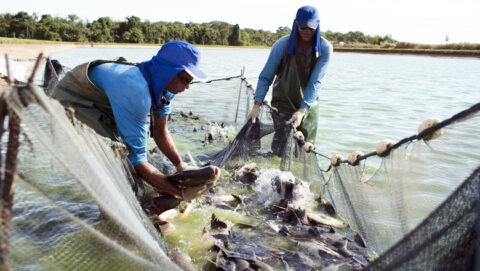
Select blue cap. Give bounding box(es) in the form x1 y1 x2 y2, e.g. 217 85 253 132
295 6 320 29
156 41 208 82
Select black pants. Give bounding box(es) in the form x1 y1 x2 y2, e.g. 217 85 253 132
271 112 292 156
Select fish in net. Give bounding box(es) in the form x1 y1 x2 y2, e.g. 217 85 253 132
2 56 480 270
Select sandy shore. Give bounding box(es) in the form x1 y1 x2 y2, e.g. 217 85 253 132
0 43 79 72
0 43 80 87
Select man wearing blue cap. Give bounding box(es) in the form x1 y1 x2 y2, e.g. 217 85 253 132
247 5 332 155
52 41 208 199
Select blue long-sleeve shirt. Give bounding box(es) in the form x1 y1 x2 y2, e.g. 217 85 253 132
254 35 332 110
88 63 174 166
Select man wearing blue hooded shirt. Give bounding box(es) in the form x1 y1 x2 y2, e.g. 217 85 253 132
52 41 208 199
246 5 332 156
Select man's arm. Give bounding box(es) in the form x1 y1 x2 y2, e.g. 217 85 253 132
300 38 333 110
130 115 183 199
90 65 182 198
134 162 182 198
254 36 289 104
152 115 182 167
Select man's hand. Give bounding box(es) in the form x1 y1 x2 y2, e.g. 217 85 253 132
134 162 183 199
286 109 306 128
246 103 261 124
175 161 198 172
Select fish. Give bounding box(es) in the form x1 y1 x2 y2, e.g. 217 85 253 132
281 253 318 271
167 166 220 187
278 206 308 225
299 241 342 260
266 220 280 233
157 208 178 223
152 195 182 214
166 166 220 201
306 212 347 229
201 213 230 244
234 162 258 184
202 194 242 209
180 110 199 120
168 248 195 271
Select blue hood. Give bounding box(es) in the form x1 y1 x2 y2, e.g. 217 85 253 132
287 19 322 58
138 41 207 107
138 57 182 107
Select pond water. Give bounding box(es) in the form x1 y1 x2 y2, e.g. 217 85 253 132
49 46 480 180
24 46 480 268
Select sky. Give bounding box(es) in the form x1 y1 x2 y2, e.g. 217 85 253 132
2 0 480 44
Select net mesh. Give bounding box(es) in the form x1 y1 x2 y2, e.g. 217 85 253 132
1 65 479 270
202 76 480 269
366 166 479 271
1 83 180 270
321 111 480 257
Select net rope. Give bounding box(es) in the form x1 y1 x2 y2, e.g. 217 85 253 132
205 75 480 265
1 58 479 270
1 82 180 270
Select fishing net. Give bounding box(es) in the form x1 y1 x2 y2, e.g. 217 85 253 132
322 104 480 257
366 166 479 271
43 58 69 95
1 55 479 270
172 75 255 126
0 82 180 270
208 74 480 269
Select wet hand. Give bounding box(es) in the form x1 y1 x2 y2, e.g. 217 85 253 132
286 109 306 128
246 103 261 123
175 161 198 172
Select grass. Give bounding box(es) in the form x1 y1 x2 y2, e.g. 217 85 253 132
0 37 78 45
0 37 269 49
2 36 479 56
333 47 480 57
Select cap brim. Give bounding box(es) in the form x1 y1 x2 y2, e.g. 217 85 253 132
297 19 319 29
185 67 208 82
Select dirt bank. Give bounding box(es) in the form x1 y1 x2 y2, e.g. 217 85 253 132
0 43 79 88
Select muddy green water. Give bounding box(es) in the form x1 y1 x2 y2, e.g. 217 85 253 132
17 47 480 269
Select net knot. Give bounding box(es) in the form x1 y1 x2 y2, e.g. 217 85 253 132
376 139 395 156
304 142 316 153
330 154 344 167
348 151 364 165
418 118 443 140
294 131 305 141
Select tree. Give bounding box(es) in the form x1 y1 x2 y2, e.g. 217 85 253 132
67 14 79 23
35 14 62 41
0 13 13 37
228 24 241 46
116 16 145 43
151 22 167 44
129 28 144 43
88 17 115 42
11 12 35 39
211 21 230 45
0 11 398 46
276 26 290 39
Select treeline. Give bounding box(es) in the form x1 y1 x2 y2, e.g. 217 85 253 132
0 11 394 46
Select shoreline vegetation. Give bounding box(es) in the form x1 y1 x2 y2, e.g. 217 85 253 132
2 37 479 59
334 47 480 58
0 11 479 58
